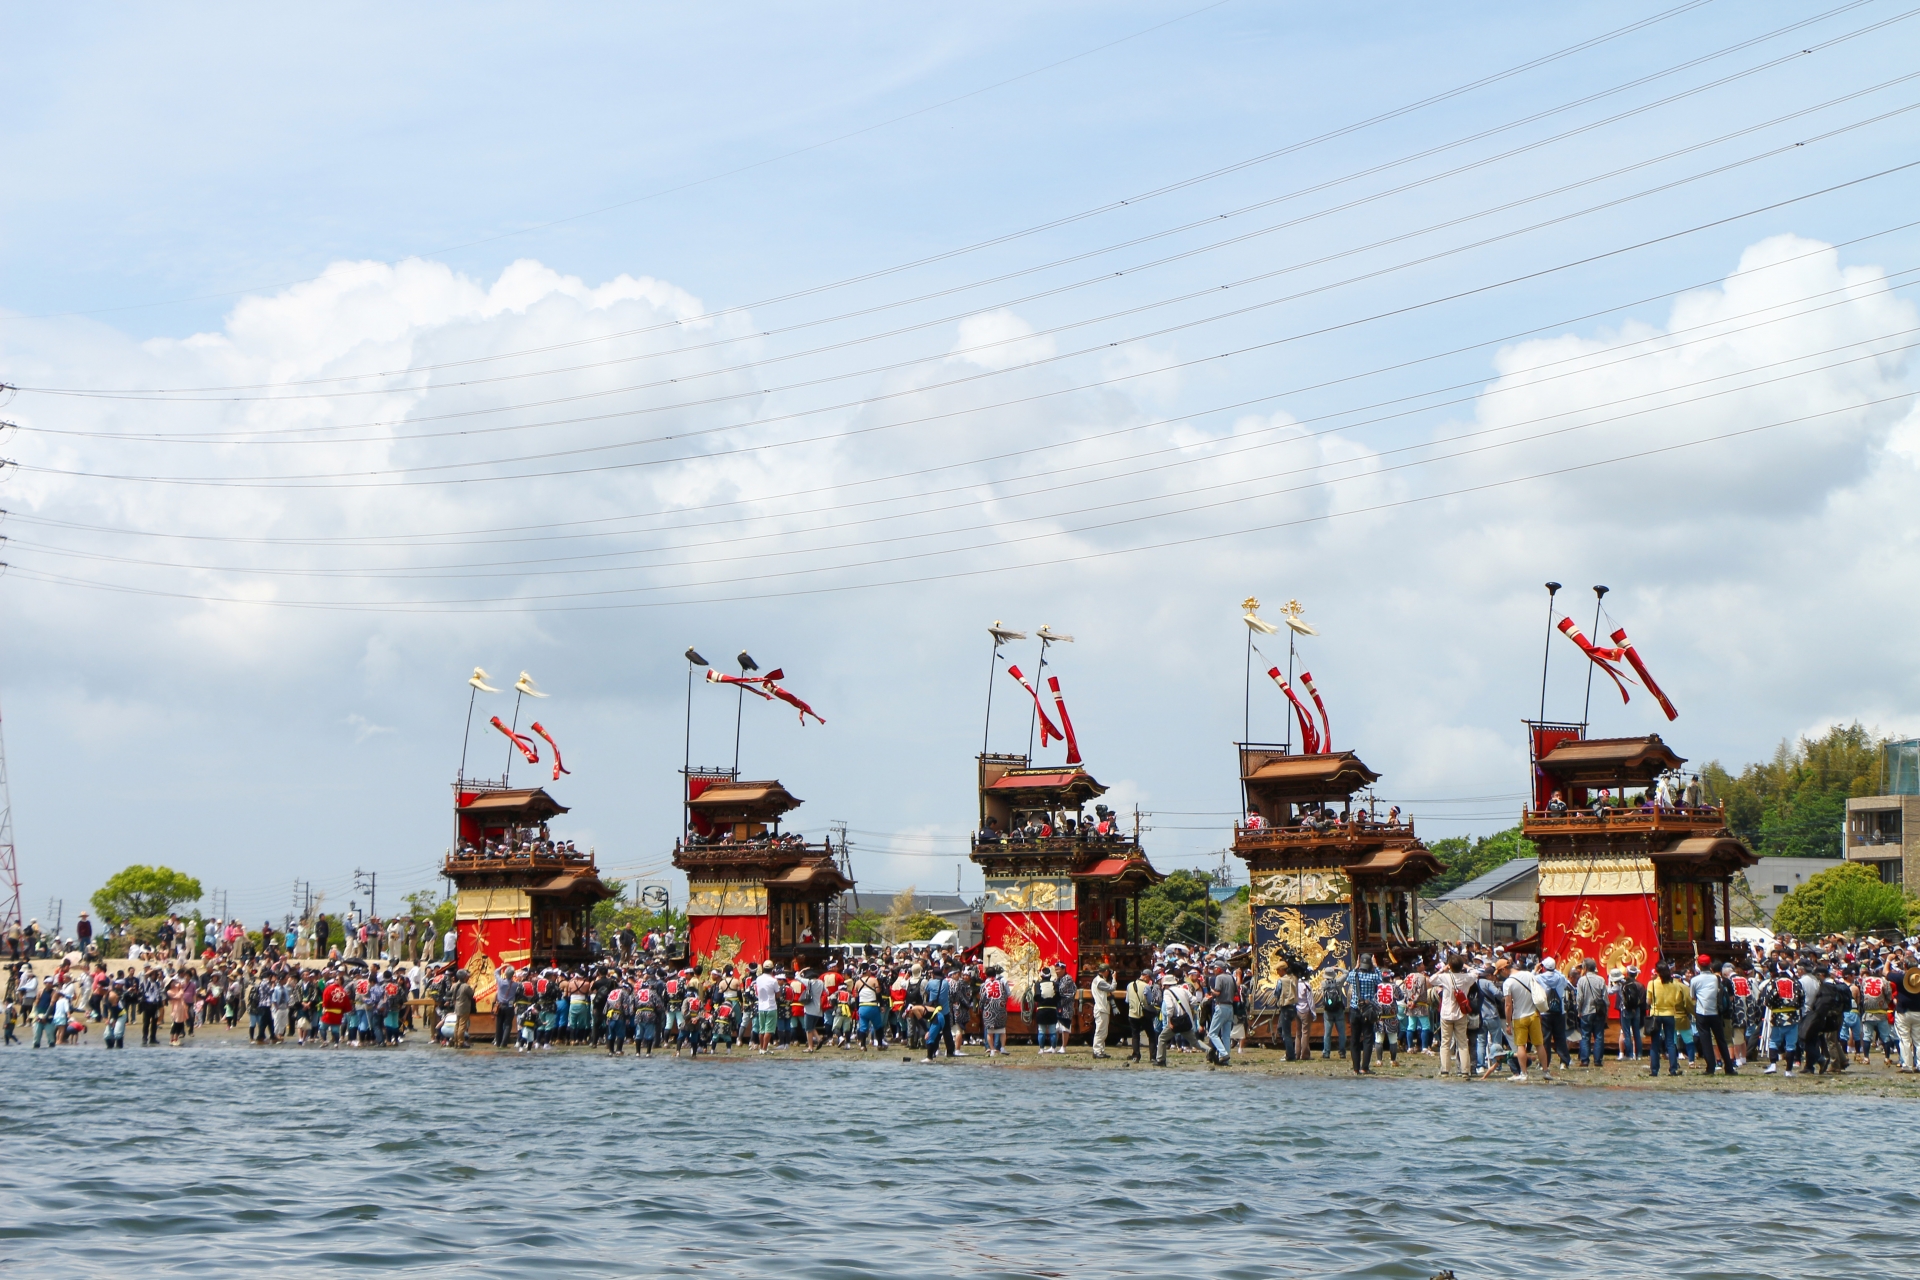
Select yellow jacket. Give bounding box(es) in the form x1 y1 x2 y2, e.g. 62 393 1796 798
1646 976 1690 1018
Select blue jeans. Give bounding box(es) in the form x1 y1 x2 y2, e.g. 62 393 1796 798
1322 1009 1348 1055
1769 1022 1799 1061
1648 1015 1679 1075
1618 1008 1644 1058
1862 1018 1898 1056
1207 1004 1235 1059
1578 1012 1606 1065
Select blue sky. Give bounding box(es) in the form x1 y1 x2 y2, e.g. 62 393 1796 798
2 1 1917 932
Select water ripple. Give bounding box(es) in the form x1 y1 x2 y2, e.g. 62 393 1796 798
0 1046 1913 1278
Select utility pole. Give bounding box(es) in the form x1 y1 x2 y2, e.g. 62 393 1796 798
47 895 62 936
0 693 22 930
828 820 853 941
354 869 377 921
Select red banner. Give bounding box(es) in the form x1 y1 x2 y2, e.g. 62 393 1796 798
1540 893 1660 979
983 909 1078 1009
1530 724 1585 811
689 914 771 968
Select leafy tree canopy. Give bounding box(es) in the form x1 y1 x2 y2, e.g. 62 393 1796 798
1422 828 1535 898
91 864 203 926
1701 723 1886 858
1137 869 1223 945
1773 861 1902 937
892 910 951 942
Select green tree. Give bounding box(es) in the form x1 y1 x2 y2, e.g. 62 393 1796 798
1218 885 1251 944
1701 723 1885 858
893 910 950 941
1421 828 1535 898
1774 862 1891 937
91 865 203 926
1820 875 1908 935
841 910 885 944
1137 869 1222 945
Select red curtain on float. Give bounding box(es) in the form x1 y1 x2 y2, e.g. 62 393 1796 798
1530 725 1585 810
689 914 770 967
456 917 532 1011
1540 894 1660 979
983 910 1078 1011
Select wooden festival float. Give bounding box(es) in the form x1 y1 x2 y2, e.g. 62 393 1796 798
673 652 850 972
442 669 613 1037
969 624 1163 1038
1231 600 1440 1035
1521 586 1756 975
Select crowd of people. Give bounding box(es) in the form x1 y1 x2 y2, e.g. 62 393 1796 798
1249 932 1920 1080
975 803 1133 844
6 954 426 1049
11 922 1920 1086
455 824 588 861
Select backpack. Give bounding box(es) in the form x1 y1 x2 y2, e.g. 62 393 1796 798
1544 978 1564 1016
1323 979 1346 1014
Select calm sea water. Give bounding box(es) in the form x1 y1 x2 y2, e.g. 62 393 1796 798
0 1045 1909 1279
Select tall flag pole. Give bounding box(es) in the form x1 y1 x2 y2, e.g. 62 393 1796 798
504 672 547 785
1538 582 1562 723
731 651 758 776
683 648 706 844
1580 585 1609 727
1280 601 1318 753
459 667 498 783
984 622 1026 755
1241 598 1279 744
1026 625 1073 760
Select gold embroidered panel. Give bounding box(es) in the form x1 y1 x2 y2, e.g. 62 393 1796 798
454 888 531 920
1249 868 1352 906
983 876 1076 914
1537 856 1655 897
686 881 768 916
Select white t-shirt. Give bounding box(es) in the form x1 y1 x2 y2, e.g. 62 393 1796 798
753 973 780 1013
1503 973 1538 1020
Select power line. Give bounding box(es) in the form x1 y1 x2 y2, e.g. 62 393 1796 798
23 270 1912 582
17 320 1917 590
33 12 1902 407
10 382 1910 612
0 0 1724 332
17 220 1909 551
25 142 1920 497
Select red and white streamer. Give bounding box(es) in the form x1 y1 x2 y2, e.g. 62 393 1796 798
1299 671 1331 752
1609 627 1678 721
530 722 569 780
490 715 540 764
1266 667 1321 754
1557 617 1634 705
1047 675 1083 766
1007 665 1064 749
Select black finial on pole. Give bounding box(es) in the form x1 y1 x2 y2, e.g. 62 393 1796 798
1537 582 1561 724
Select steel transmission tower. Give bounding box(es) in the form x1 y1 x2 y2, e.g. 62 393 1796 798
0 698 20 929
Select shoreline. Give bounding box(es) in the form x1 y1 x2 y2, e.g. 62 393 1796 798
36 1020 1920 1097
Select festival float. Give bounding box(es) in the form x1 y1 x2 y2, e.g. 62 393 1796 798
1229 599 1440 1016
442 669 613 1037
673 650 851 971
969 623 1163 1032
1521 585 1756 973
